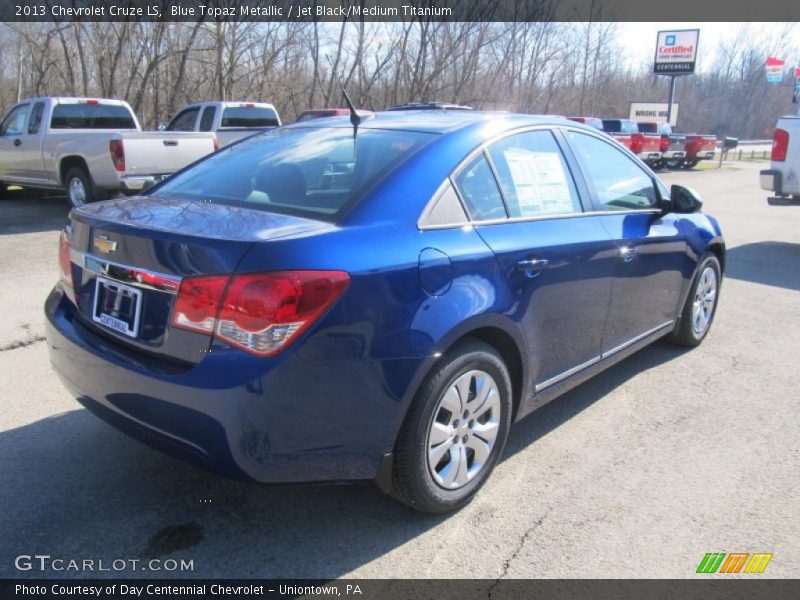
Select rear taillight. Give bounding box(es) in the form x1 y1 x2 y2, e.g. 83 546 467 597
773 128 789 162
59 231 72 288
660 136 670 152
172 270 350 356
109 139 125 172
213 135 220 152
630 133 644 154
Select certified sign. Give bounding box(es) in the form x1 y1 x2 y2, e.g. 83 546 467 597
654 29 700 75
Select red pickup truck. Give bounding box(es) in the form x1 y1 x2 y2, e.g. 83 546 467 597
601 119 662 167
683 135 717 168
568 116 633 151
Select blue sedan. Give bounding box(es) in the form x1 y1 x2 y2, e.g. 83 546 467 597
45 111 724 513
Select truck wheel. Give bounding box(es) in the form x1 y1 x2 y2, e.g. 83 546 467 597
682 160 699 169
65 167 95 208
670 253 721 348
664 159 683 169
391 340 512 514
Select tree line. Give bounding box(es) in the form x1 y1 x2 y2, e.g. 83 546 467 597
0 20 797 138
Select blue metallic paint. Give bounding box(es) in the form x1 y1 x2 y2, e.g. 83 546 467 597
45 112 724 484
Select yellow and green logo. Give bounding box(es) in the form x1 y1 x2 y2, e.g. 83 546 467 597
696 552 773 574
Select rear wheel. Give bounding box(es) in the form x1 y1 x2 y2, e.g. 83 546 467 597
670 253 721 347
392 340 512 514
682 160 699 169
664 159 683 169
65 167 95 208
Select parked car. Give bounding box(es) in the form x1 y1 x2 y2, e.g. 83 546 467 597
46 112 725 513
601 119 662 167
683 134 718 169
388 102 473 111
760 116 800 201
569 116 632 150
163 101 281 148
0 97 218 206
295 108 351 122
638 122 687 169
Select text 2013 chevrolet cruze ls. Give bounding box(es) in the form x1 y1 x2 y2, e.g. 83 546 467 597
45 111 724 513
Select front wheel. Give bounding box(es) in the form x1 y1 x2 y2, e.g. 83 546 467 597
391 341 512 514
670 253 721 347
681 160 699 169
664 159 683 169
65 167 95 208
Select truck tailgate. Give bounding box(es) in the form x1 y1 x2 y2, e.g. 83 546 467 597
119 132 216 175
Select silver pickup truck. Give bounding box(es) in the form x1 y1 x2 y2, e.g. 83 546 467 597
0 97 218 207
163 101 281 148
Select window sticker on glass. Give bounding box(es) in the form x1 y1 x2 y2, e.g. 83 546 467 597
503 149 575 215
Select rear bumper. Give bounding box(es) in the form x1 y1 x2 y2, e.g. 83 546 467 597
119 174 170 194
44 286 418 484
689 150 716 160
760 169 782 193
662 150 686 160
637 151 662 162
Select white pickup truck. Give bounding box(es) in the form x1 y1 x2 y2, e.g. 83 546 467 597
0 97 218 207
163 101 281 147
760 116 800 202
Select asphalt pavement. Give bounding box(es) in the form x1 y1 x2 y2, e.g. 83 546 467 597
0 161 797 579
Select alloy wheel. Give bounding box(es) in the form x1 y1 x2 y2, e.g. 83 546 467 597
692 266 717 334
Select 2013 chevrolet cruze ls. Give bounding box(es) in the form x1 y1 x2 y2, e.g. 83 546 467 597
45 111 724 513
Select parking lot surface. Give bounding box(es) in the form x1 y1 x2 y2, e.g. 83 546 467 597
0 161 797 578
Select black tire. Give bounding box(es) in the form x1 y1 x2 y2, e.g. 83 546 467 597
681 160 699 169
670 253 721 347
64 166 96 208
0 182 6 199
392 340 512 514
664 159 683 169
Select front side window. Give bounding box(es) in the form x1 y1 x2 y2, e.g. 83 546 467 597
452 154 507 221
566 131 657 211
154 127 435 220
166 108 200 131
487 130 582 217
1 104 30 136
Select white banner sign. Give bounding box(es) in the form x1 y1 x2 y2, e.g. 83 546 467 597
654 29 700 75
629 103 679 127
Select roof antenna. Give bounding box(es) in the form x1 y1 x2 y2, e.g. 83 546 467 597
325 54 372 128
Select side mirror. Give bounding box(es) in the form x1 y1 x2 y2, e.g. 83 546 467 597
157 122 167 131
670 184 703 213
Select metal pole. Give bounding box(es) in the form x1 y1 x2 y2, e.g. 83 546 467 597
666 76 677 126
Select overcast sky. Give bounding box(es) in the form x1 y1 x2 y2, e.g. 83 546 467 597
617 22 798 71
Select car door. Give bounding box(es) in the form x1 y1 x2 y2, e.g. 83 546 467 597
564 129 688 353
21 101 47 184
0 103 32 182
453 128 617 391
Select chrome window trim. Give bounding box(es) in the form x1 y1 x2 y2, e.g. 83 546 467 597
533 320 675 393
70 248 182 294
419 123 663 231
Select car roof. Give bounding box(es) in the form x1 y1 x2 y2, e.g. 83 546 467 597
284 110 576 134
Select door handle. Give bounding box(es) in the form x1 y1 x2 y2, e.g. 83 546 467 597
516 258 550 277
619 246 639 262
13 138 21 147
162 140 178 146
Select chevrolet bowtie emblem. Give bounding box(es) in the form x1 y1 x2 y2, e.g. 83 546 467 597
93 235 117 254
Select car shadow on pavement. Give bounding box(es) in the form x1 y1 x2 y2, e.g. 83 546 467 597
0 188 70 235
724 241 800 292
0 341 687 580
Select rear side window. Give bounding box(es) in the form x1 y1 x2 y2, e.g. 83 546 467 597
50 103 136 129
567 131 657 211
220 106 279 128
486 130 582 217
452 154 507 221
27 102 45 134
198 106 217 132
154 127 435 220
166 108 199 131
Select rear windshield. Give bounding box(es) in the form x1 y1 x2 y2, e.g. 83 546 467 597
50 103 136 129
153 127 436 220
220 106 279 128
